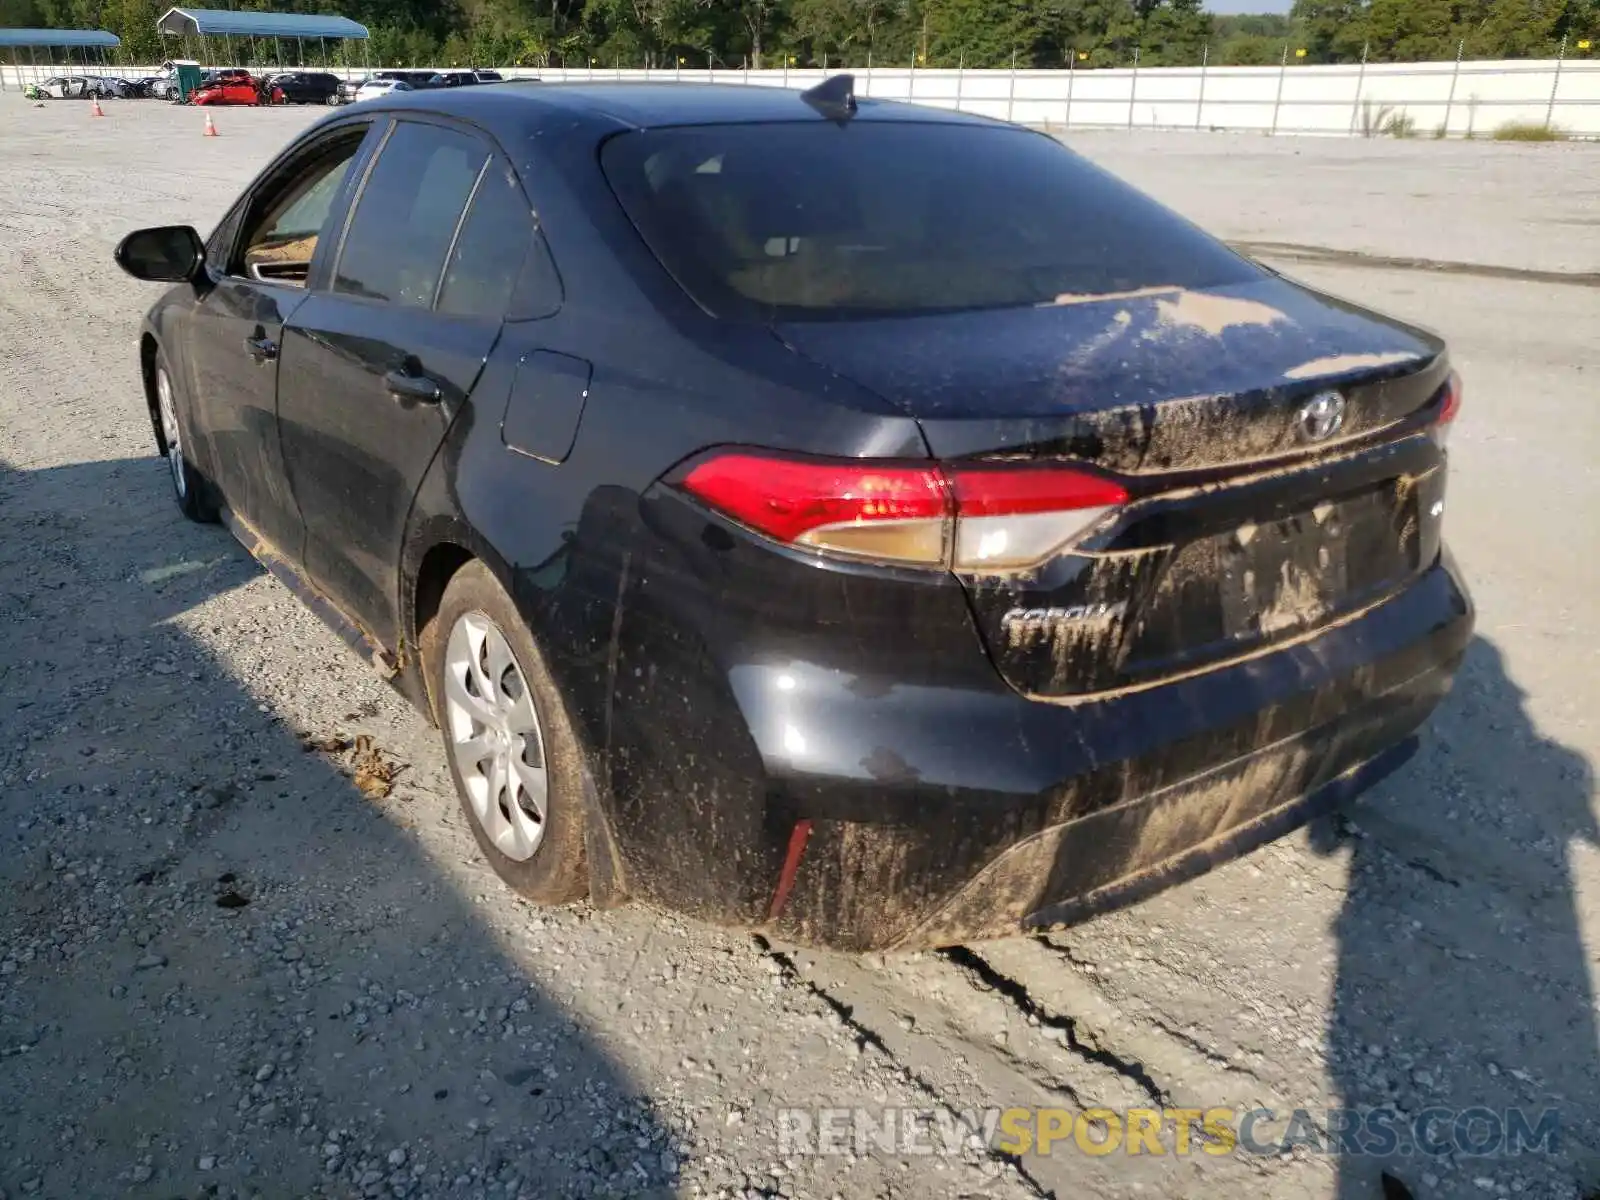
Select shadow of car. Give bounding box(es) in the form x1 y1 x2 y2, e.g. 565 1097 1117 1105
0 453 685 1197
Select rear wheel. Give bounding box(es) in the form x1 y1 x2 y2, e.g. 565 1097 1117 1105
153 354 218 523
424 561 587 904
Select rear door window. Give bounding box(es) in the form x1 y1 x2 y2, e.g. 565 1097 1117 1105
436 159 558 319
600 122 1261 322
333 120 487 308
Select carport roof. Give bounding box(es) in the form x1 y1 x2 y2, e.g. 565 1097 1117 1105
0 28 121 48
156 7 369 40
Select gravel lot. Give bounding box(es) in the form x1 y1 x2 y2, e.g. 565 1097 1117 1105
1 100 1596 1200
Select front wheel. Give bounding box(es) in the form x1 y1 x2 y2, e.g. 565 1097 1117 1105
153 355 219 523
424 561 588 903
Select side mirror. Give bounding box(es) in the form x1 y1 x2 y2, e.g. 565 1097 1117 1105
114 225 206 283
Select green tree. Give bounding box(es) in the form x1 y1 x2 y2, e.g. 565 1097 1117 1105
1138 0 1210 64
918 0 1048 66
789 0 895 63
1562 0 1600 44
1459 0 1567 58
730 0 785 66
1363 0 1453 61
1292 0 1370 61
1029 0 1139 67
15 0 1592 72
0 0 46 25
1213 13 1295 62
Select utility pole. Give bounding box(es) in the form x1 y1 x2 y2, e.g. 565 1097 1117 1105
1348 40 1369 134
1271 42 1288 135
1006 48 1017 123
1546 33 1567 130
1443 38 1464 135
1127 47 1139 130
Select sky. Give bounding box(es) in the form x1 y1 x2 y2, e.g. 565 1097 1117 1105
1206 0 1294 12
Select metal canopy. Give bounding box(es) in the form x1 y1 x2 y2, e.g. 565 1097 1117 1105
0 28 121 49
155 8 369 40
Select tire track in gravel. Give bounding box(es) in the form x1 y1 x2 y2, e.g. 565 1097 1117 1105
753 935 1061 1200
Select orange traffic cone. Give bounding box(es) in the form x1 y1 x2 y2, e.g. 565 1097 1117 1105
90 96 105 117
203 111 218 137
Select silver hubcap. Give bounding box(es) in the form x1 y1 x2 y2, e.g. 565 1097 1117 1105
156 367 186 499
443 612 548 861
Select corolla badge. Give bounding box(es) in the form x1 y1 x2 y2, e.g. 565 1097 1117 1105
1001 601 1129 639
1296 391 1347 443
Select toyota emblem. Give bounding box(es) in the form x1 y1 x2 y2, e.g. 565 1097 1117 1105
1296 391 1347 443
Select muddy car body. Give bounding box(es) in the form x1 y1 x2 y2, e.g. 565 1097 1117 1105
113 80 1473 950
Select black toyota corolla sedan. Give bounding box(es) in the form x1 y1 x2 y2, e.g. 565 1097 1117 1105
114 77 1472 951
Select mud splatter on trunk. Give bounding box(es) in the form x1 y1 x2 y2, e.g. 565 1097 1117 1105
1154 290 1289 337
1284 351 1422 380
1257 560 1328 636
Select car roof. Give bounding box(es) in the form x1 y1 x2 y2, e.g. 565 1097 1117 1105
366 79 1006 135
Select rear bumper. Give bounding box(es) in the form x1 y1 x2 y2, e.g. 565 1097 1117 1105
755 551 1472 951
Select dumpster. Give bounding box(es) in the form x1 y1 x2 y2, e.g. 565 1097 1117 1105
162 58 203 102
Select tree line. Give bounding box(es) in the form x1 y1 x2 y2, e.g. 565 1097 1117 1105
4 0 1598 70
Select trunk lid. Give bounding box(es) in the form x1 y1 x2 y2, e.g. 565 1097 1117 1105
775 277 1454 699
774 276 1444 467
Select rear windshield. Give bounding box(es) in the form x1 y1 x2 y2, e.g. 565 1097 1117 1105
600 121 1260 322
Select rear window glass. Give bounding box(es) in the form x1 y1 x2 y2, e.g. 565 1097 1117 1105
600 122 1260 322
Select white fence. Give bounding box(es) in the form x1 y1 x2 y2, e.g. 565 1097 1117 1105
5 57 1598 138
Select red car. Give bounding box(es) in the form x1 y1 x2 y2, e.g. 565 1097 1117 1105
191 70 282 106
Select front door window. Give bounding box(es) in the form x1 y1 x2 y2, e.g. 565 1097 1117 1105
234 134 366 286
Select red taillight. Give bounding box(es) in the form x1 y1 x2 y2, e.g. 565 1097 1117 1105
679 451 1129 572
679 455 950 539
1438 371 1463 425
1431 371 1463 446
947 466 1130 516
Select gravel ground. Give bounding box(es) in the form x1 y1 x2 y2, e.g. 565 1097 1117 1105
0 100 1596 1200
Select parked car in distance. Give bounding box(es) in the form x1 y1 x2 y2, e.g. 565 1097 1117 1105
352 77 414 102
201 68 253 86
112 78 1473 952
38 75 104 99
264 71 342 105
80 74 135 97
367 69 438 89
425 70 505 88
192 76 279 106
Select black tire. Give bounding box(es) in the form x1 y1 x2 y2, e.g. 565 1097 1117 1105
423 560 588 904
151 350 220 523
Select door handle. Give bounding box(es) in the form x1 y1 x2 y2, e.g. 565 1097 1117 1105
384 370 441 405
244 334 278 364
